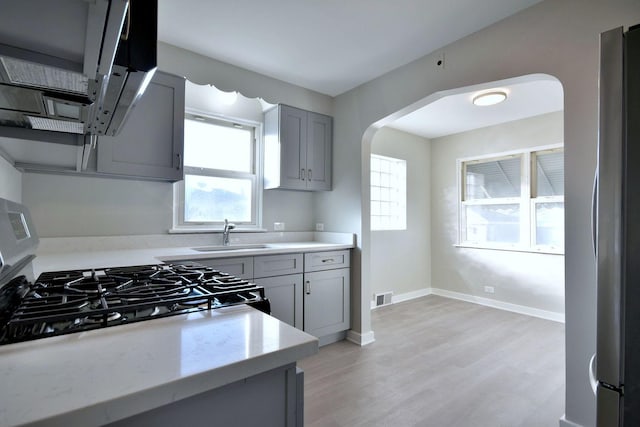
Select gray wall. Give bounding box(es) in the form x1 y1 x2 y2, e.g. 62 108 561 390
431 112 564 314
22 173 172 237
370 127 431 298
158 42 334 116
4 2 640 424
313 2 640 426
20 45 326 238
0 155 21 203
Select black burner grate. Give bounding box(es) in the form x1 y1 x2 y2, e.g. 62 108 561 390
0 262 269 345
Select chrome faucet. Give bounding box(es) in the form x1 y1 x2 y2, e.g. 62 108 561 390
222 219 235 246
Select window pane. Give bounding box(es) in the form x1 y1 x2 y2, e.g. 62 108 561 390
465 157 521 199
371 154 406 231
184 119 251 172
536 202 564 248
465 204 520 244
184 174 252 222
536 151 564 196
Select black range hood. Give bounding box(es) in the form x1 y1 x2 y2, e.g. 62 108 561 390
0 0 157 137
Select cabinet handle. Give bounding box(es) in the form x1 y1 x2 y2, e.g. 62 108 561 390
305 281 311 295
308 169 312 181
301 168 306 180
175 153 181 170
321 258 335 263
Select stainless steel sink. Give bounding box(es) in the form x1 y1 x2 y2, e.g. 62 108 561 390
191 244 269 252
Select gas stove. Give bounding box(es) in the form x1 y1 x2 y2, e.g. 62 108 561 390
0 198 270 345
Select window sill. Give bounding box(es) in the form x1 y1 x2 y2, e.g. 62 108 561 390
453 243 564 255
169 227 268 234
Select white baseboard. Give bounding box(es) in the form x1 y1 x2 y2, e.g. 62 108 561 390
368 287 564 323
346 329 376 346
430 288 565 323
393 288 432 304
559 414 584 427
371 288 431 309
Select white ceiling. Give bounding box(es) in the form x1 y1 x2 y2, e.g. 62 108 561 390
158 0 561 138
388 77 564 139
157 0 542 97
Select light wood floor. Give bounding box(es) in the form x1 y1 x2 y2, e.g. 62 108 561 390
298 295 565 427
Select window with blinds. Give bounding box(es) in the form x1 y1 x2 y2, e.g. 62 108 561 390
459 146 564 253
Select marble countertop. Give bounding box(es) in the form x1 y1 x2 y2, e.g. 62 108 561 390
0 305 319 427
0 234 350 426
33 238 354 277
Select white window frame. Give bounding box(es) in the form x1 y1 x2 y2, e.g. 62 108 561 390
370 153 407 231
172 110 264 232
457 144 564 254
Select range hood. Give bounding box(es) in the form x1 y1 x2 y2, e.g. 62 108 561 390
0 0 157 137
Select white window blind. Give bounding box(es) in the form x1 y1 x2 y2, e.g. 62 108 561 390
459 146 564 253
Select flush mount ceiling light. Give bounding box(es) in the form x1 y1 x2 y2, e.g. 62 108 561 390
472 91 507 106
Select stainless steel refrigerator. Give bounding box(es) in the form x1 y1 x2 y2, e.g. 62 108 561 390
593 23 640 426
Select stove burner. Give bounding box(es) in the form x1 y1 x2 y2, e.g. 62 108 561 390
0 262 270 345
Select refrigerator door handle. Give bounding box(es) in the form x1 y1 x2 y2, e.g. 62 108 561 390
595 25 624 389
589 353 598 395
591 170 598 258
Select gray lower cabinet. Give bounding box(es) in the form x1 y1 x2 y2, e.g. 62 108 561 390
254 274 303 328
106 363 302 427
185 250 350 343
303 267 350 339
96 71 185 181
303 250 350 341
254 253 303 328
194 256 253 280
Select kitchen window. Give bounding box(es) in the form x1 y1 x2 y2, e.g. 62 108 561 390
371 154 406 231
173 112 263 230
458 145 564 253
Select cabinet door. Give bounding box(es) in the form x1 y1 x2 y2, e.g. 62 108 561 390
254 274 303 328
97 71 185 181
304 268 350 337
279 105 308 190
306 112 332 191
193 257 254 279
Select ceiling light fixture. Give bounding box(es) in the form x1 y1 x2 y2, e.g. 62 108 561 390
472 91 507 106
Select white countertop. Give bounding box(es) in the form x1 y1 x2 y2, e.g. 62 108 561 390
0 234 351 426
0 305 318 427
33 238 354 277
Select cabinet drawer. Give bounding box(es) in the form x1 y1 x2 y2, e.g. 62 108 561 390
254 253 303 278
194 257 253 279
304 250 350 272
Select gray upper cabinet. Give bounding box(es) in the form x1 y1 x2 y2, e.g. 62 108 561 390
264 104 332 191
96 71 185 181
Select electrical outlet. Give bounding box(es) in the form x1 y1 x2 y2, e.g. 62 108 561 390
315 223 324 231
274 222 285 231
484 286 495 294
